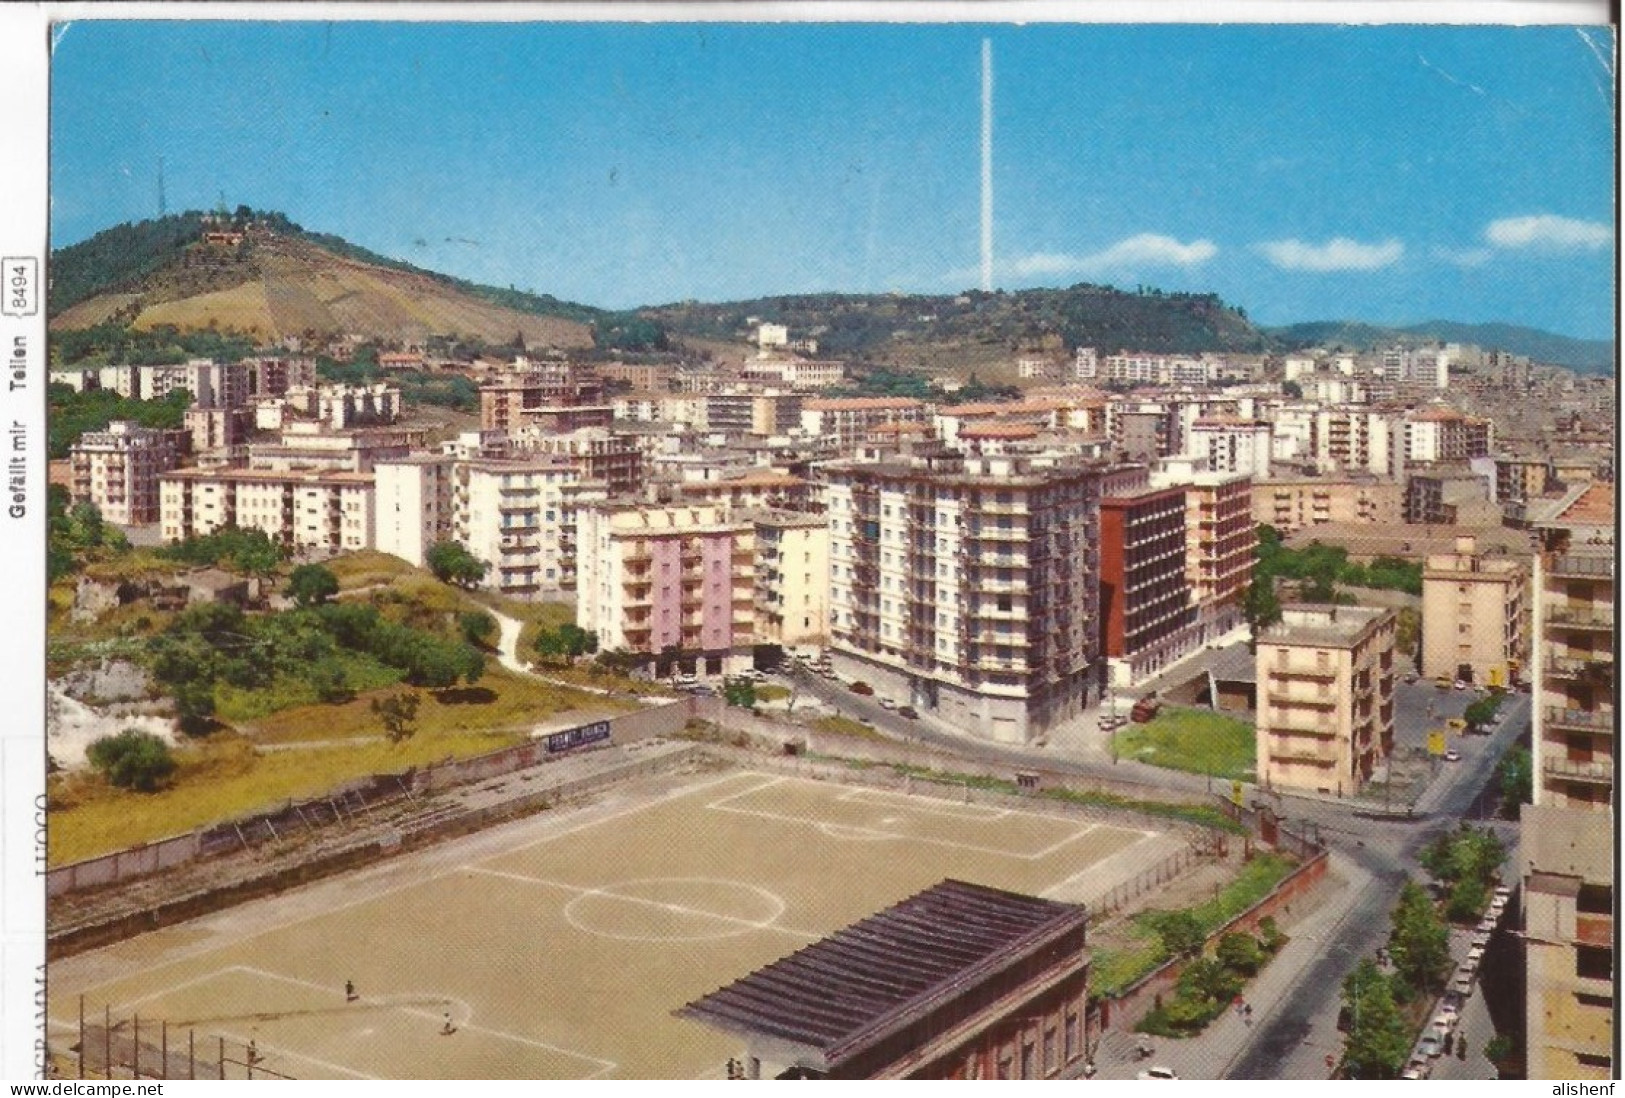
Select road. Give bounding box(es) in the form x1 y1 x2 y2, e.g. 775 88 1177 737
778 661 1529 1079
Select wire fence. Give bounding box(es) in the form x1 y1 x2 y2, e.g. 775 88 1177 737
70 1001 295 1080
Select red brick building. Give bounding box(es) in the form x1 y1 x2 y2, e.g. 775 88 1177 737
679 879 1092 1080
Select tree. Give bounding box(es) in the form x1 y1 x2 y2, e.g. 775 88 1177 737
1340 959 1410 1079
1388 881 1451 996
1394 606 1421 660
1244 576 1282 652
310 663 354 704
1446 877 1490 922
285 564 339 607
1497 747 1532 818
1178 957 1242 1004
723 679 757 708
371 691 422 744
172 680 217 736
535 623 598 664
1215 931 1265 976
1150 910 1205 959
1463 695 1500 733
1282 379 1303 399
87 729 177 792
458 610 497 648
425 541 488 588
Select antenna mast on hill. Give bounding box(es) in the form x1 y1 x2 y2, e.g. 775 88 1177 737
157 156 167 218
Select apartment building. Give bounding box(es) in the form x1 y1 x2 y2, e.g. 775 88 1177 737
317 383 402 429
824 452 1105 744
508 426 645 496
1521 479 1615 1079
800 398 928 448
1098 471 1199 686
183 407 253 454
241 354 318 398
1405 408 1494 465
245 425 421 474
739 357 844 389
1253 475 1403 535
1189 417 1272 477
1405 466 1496 525
1255 604 1397 796
752 511 830 647
69 421 186 526
159 467 374 553
576 503 756 676
705 391 804 437
1315 408 1401 476
479 366 607 431
459 456 601 600
1072 346 1098 381
373 455 457 568
1419 535 1529 686
1151 459 1254 636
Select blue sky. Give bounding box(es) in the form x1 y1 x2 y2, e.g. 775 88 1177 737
51 21 1616 338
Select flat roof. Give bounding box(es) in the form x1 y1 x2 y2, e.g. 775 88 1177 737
678 879 1085 1064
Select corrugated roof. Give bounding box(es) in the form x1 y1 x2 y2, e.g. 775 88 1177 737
678 880 1084 1062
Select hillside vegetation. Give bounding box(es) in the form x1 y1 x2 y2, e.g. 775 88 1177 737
50 209 598 349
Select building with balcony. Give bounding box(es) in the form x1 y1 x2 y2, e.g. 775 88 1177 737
801 398 927 448
576 503 756 676
460 457 603 601
823 452 1105 745
1419 534 1529 687
1252 475 1403 535
752 510 829 647
1098 471 1199 686
1151 459 1254 640
159 466 374 553
69 421 186 526
373 455 457 568
1188 417 1273 477
479 366 608 431
1255 604 1397 797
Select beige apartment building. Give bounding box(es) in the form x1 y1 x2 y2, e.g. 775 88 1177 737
1253 475 1403 535
752 511 829 647
372 455 457 568
1521 481 1614 1080
69 421 185 526
1255 604 1397 796
458 457 602 601
800 398 927 448
824 452 1105 744
159 467 374 553
576 503 755 676
1419 534 1529 686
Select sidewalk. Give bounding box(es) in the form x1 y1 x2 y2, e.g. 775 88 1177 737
1093 853 1368 1080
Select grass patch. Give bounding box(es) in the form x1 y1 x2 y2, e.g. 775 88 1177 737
323 549 421 591
1113 706 1256 781
214 653 404 722
813 716 889 741
47 724 531 866
755 684 791 702
1092 853 1299 996
247 664 628 745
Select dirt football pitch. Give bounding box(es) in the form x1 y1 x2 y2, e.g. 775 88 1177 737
49 766 1184 1079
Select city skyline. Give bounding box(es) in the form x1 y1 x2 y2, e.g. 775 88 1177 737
51 21 1616 338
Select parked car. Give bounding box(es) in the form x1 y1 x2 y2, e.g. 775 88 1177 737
1444 749 1461 762
1454 680 1468 691
1136 1066 1179 1080
1404 671 1418 684
897 706 919 720
1493 885 1512 901
1451 974 1474 996
878 697 897 710
1402 1065 1425 1080
1418 1035 1444 1059
849 681 875 696
1467 945 1485 965
1435 677 1452 690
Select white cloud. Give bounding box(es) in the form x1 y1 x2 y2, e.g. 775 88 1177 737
1433 245 1493 268
1002 234 1218 280
1255 237 1404 272
1485 214 1611 252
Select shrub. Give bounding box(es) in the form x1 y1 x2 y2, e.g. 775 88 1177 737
1216 931 1266 976
86 729 177 792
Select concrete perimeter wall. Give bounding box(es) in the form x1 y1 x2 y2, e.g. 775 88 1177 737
48 699 694 899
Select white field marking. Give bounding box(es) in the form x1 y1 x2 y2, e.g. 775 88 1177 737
1029 823 1105 859
238 965 617 1075
60 769 753 1003
818 823 895 842
699 774 787 812
836 785 1011 820
467 867 821 942
213 1025 377 1080
112 965 260 1013
706 800 1064 860
1039 831 1168 901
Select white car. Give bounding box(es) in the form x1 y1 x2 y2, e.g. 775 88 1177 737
1418 1035 1444 1059
1467 945 1485 964
1493 884 1512 900
878 698 897 710
1444 749 1461 762
1137 1066 1179 1080
1451 974 1474 996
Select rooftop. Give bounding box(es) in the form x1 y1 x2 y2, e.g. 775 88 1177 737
678 879 1086 1067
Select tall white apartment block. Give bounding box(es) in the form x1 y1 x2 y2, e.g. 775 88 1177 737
69 420 184 526
373 455 457 568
